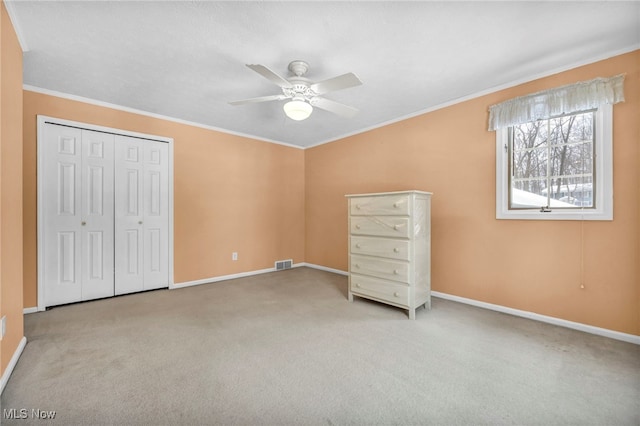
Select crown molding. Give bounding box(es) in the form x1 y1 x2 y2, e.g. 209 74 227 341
306 45 640 149
23 85 304 150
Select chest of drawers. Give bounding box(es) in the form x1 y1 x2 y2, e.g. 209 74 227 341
346 191 431 319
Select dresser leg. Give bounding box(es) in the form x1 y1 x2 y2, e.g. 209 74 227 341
348 292 353 302
409 308 416 320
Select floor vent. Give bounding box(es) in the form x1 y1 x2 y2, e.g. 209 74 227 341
275 259 293 271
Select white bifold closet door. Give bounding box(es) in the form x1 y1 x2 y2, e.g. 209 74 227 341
42 125 115 306
42 123 169 307
114 135 169 295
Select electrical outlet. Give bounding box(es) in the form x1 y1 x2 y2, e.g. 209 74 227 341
1 316 6 340
232 252 238 261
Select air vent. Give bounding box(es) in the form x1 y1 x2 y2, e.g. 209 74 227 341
275 259 293 271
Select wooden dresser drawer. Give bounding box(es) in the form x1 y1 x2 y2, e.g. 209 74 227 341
350 216 410 238
350 194 410 216
350 254 409 283
350 236 410 261
350 274 409 307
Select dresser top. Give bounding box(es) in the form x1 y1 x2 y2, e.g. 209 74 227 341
345 190 432 198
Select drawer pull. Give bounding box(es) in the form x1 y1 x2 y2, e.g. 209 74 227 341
393 269 399 275
393 225 399 230
355 243 361 248
355 264 360 269
393 203 398 208
394 292 399 297
393 248 399 253
356 204 361 210
355 224 361 229
356 283 361 288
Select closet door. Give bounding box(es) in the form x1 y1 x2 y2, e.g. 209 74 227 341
142 141 169 290
42 124 114 306
115 136 169 294
80 130 115 300
114 137 144 294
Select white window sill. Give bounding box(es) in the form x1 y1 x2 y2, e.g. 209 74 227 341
496 209 612 221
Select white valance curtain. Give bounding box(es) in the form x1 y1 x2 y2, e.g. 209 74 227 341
488 74 625 131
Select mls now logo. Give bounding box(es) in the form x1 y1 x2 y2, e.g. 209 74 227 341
3 408 56 419
3 409 28 419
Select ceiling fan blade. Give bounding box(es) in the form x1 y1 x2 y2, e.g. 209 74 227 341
228 94 288 106
310 73 362 95
310 97 359 118
246 64 293 88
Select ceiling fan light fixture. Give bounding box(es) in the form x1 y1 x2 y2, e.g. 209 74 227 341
283 99 313 121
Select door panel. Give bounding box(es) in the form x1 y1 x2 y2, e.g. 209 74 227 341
57 231 77 284
87 231 104 279
115 136 169 293
127 170 140 215
87 166 104 215
126 230 140 274
58 162 77 215
143 142 169 290
115 137 144 295
43 125 83 306
80 130 114 301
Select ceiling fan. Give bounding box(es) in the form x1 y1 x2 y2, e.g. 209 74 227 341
229 60 363 121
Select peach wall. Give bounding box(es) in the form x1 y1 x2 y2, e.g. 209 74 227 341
1 1 25 375
23 92 305 307
19 46 639 337
305 51 640 335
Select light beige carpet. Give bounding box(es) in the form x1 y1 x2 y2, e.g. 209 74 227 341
2 267 639 425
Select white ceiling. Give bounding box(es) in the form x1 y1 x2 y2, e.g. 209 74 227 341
7 1 640 148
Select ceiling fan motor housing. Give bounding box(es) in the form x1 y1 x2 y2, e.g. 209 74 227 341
283 82 316 102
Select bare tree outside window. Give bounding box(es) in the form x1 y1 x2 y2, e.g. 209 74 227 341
509 110 595 209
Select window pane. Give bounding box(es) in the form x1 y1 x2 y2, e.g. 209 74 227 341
509 111 595 210
510 120 549 208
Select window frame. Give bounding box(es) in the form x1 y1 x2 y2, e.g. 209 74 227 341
496 104 613 221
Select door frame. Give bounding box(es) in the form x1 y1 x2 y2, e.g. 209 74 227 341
37 115 175 311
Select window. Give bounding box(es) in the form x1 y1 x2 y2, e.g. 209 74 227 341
510 110 595 209
496 105 612 220
490 74 623 221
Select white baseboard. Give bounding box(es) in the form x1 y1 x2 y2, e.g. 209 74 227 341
29 261 637 344
1 336 26 394
301 263 349 276
23 307 38 315
431 291 640 345
293 264 639 345
171 262 306 289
